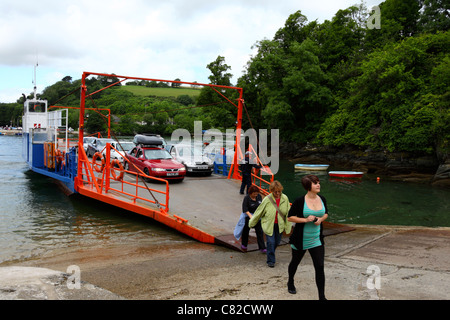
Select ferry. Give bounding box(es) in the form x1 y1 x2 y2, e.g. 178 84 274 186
21 71 353 251
20 71 281 250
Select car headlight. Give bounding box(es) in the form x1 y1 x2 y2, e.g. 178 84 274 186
179 167 186 172
152 168 165 172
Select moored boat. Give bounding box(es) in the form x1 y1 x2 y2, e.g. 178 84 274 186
295 164 329 171
328 171 364 178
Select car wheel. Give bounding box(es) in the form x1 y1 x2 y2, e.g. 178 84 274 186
143 168 151 182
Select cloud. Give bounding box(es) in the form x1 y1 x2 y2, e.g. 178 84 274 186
0 0 383 102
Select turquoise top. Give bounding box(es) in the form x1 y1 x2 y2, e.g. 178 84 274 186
290 198 325 250
302 198 325 249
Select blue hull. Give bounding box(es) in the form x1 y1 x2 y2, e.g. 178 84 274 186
22 133 78 194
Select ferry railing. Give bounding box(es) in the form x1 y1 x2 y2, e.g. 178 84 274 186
76 142 169 213
77 141 102 192
248 144 274 195
105 143 170 212
233 143 274 195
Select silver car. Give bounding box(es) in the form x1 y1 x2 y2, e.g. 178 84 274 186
86 138 115 157
166 143 214 175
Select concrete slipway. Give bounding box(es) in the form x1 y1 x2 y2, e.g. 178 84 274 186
1 224 449 300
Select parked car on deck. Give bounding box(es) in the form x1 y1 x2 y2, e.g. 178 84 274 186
124 138 185 182
83 136 96 153
103 141 135 163
166 143 214 176
86 138 115 157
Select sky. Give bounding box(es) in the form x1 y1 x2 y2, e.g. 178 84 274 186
0 0 383 103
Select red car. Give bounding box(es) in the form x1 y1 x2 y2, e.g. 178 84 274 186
124 144 186 182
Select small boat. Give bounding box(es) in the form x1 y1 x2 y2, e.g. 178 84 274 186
328 171 364 178
295 164 329 171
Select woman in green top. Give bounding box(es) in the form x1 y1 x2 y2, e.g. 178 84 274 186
287 175 329 300
249 180 292 267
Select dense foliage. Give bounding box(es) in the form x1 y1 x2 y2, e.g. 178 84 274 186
238 0 449 157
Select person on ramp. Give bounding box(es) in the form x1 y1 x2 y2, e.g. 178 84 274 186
287 174 329 300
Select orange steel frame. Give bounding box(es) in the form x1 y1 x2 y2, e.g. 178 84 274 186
76 71 245 179
72 71 251 244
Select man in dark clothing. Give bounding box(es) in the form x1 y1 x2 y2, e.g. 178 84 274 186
239 151 261 194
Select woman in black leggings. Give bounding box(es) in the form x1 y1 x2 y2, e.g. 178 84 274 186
287 175 328 300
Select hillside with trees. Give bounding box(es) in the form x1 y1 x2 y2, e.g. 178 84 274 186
237 0 449 161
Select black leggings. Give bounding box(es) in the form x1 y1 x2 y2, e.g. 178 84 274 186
288 245 325 299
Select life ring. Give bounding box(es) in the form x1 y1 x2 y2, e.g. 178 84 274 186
47 142 55 169
92 152 105 172
110 159 124 181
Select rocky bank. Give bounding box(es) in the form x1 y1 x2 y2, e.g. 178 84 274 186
279 142 450 187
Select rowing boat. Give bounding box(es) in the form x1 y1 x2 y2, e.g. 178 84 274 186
328 171 364 178
294 164 329 171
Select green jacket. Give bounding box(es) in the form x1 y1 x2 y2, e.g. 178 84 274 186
249 193 292 236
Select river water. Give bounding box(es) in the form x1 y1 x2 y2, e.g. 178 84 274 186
0 135 449 264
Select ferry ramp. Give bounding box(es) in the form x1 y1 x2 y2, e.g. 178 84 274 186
108 174 257 250
157 175 353 250
79 170 353 251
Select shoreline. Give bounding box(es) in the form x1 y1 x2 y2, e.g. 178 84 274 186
1 224 449 300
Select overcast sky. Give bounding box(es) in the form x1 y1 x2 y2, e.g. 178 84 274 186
0 0 382 103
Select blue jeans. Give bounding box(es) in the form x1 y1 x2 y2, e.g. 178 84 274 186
266 224 281 264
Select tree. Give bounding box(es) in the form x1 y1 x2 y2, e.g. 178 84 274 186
62 76 72 83
317 32 450 154
240 35 332 141
206 56 233 86
97 74 122 87
85 110 107 134
197 56 236 129
273 10 310 50
419 0 450 33
172 78 182 88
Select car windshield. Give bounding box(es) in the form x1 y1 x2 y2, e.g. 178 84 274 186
117 142 134 152
97 139 115 147
178 146 203 157
144 149 172 160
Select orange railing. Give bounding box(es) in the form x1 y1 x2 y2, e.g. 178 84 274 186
76 142 170 212
233 143 274 196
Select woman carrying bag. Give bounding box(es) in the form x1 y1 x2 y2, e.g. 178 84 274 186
249 181 292 267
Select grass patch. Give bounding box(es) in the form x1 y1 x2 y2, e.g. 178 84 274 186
121 85 201 98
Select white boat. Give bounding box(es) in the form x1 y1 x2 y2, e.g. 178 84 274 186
294 164 329 171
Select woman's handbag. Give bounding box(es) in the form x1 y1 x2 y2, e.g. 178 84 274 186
233 212 247 240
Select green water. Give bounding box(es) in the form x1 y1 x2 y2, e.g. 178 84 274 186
275 160 450 227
